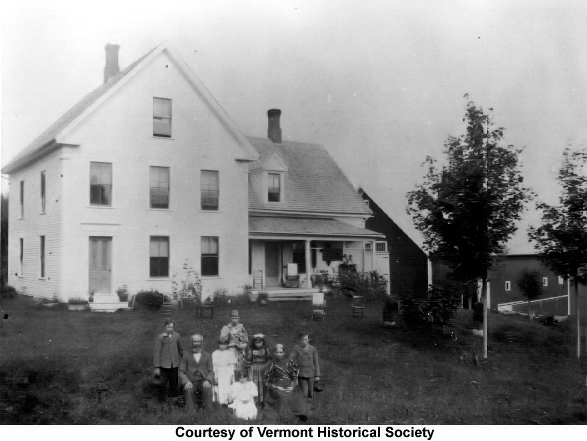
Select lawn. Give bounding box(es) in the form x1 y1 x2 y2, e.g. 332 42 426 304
0 294 585 424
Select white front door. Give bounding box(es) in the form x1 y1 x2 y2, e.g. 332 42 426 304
89 237 112 294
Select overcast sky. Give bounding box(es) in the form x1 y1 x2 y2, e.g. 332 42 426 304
2 0 586 253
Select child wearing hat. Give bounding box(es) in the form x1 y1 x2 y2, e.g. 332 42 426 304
228 369 258 420
246 334 271 407
220 310 249 373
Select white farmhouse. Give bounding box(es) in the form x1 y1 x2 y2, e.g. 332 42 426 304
2 42 388 303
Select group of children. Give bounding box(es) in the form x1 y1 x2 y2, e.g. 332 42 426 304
213 310 320 421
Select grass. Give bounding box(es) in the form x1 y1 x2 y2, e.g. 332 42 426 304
0 295 585 424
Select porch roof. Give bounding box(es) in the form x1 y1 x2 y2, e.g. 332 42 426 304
249 216 385 240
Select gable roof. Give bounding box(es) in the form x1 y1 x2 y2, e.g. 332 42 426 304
359 186 426 253
2 42 258 174
247 137 371 216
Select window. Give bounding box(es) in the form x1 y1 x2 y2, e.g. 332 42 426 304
90 162 112 206
40 171 46 213
542 277 548 287
376 241 387 253
364 242 372 252
150 236 169 278
150 166 170 209
153 98 172 137
268 173 281 202
201 170 219 210
505 281 511 291
558 276 564 285
19 238 23 275
201 236 219 276
292 243 307 274
40 236 45 278
20 180 24 217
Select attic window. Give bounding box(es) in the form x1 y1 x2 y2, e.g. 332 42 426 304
268 173 281 202
153 98 172 137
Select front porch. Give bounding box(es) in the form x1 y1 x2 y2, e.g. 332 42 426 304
249 286 320 302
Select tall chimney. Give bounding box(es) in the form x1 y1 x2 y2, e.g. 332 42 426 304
104 43 121 83
267 109 282 144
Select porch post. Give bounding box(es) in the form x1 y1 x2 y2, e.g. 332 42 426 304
305 240 311 288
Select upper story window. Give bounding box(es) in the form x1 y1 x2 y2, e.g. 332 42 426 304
542 277 548 287
20 180 24 217
40 171 46 213
505 281 511 291
558 276 564 285
153 98 172 138
90 162 112 206
201 170 219 210
150 166 170 209
268 173 281 202
150 236 169 278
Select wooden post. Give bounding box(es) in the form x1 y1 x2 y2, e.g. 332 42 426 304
305 240 312 288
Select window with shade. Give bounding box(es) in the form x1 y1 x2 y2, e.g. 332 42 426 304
268 173 281 202
150 236 169 278
153 98 172 137
90 162 112 206
40 171 46 213
150 166 170 209
201 236 219 276
201 170 219 210
40 236 45 278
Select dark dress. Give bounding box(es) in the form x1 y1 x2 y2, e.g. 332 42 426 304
246 346 271 405
263 358 307 421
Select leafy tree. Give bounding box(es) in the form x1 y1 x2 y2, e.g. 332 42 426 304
528 148 587 357
516 268 542 320
407 97 532 358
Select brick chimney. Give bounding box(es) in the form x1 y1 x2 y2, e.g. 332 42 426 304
104 44 120 83
267 109 282 144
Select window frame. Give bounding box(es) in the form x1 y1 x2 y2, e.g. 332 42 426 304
149 236 170 278
20 180 24 217
267 173 281 203
153 97 172 138
90 162 113 206
19 238 24 276
505 281 511 291
375 241 387 253
542 277 548 287
201 236 219 277
558 276 564 285
149 166 170 209
364 242 373 252
201 170 219 211
40 171 46 213
40 236 45 278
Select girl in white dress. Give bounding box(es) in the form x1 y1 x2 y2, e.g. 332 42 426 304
212 336 238 405
228 370 258 420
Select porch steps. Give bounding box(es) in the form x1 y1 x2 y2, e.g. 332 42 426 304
250 288 319 302
89 294 130 313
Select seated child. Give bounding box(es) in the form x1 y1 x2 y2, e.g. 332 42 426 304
228 370 258 420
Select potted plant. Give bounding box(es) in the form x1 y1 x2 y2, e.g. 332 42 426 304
68 297 89 311
88 289 96 303
116 285 129 302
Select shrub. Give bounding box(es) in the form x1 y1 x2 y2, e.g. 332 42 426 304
67 297 88 305
256 292 268 305
332 270 388 302
134 290 164 311
400 283 462 329
472 301 484 324
1 284 18 300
